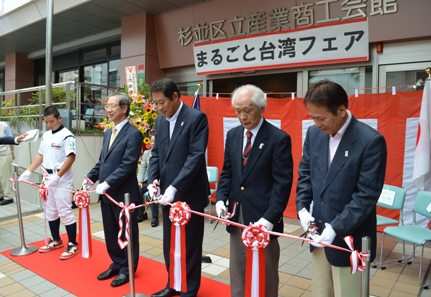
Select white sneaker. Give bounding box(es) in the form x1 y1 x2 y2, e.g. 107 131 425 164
60 242 79 260
39 238 64 253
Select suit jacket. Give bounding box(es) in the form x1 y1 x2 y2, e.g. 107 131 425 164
148 104 209 209
296 116 387 266
0 136 16 145
87 122 143 204
216 119 293 235
137 149 151 183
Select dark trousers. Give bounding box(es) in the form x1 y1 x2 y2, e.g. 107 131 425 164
139 182 159 218
162 205 205 297
100 199 139 275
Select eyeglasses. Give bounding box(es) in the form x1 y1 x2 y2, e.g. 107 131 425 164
104 104 120 110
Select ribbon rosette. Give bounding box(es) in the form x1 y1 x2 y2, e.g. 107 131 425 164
39 184 48 202
344 236 369 274
242 224 269 297
74 190 92 258
169 201 191 293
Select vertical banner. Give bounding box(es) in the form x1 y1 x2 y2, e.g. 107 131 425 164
137 64 146 90
125 66 138 97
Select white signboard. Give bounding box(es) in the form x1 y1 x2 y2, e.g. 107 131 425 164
125 66 138 97
193 18 368 76
378 188 396 207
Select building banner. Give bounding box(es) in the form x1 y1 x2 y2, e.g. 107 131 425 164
193 18 368 76
181 91 423 226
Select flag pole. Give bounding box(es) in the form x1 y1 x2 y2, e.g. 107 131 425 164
426 67 431 80
192 83 203 106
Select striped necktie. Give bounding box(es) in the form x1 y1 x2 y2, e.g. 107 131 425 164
242 131 252 172
109 127 117 149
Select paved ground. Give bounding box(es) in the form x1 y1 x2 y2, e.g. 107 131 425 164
1 198 431 297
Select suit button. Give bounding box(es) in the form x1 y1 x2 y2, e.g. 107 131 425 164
318 219 323 223
240 186 244 190
321 201 325 205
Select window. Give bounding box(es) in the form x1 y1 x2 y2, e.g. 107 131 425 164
309 67 372 95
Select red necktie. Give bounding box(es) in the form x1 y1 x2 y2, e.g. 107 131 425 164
242 131 252 171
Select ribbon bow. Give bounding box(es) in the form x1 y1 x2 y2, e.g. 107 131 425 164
344 236 369 274
117 202 136 249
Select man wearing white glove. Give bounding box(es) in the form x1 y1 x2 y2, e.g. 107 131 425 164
298 207 314 232
19 170 32 182
45 174 61 188
85 92 143 288
216 85 293 297
296 80 387 297
22 106 78 260
215 200 226 218
82 175 94 190
158 185 176 206
147 78 210 297
96 182 110 195
147 179 160 200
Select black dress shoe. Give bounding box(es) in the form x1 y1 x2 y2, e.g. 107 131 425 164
97 268 119 280
151 288 180 297
137 212 148 222
0 199 13 206
151 217 159 227
111 274 129 287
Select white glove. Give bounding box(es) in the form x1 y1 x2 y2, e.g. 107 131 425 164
147 179 160 199
159 185 177 206
45 174 61 188
19 170 32 182
310 223 336 247
298 207 314 232
215 201 227 217
82 176 94 190
254 217 274 231
96 182 110 195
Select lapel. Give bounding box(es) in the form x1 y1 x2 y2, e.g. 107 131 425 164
166 104 187 160
241 120 269 181
322 118 357 192
233 127 244 178
104 123 129 159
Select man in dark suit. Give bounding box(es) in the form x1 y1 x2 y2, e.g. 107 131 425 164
0 133 27 145
147 78 209 297
83 92 143 288
216 84 293 297
296 80 387 297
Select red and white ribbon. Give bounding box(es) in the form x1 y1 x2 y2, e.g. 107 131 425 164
117 202 135 249
344 236 369 274
242 224 269 297
74 190 92 258
169 201 191 293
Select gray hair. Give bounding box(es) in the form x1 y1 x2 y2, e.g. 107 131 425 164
109 92 131 116
231 84 266 108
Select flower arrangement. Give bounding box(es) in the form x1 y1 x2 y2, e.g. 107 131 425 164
95 83 157 150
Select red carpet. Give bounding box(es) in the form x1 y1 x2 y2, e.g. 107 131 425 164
2 238 230 297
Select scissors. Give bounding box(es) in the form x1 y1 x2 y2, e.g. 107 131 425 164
299 220 319 248
213 209 226 231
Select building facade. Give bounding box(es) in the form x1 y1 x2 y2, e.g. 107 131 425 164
0 0 430 100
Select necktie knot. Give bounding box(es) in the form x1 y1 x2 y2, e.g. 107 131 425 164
246 130 252 140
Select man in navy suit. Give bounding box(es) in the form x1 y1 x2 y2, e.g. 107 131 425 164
84 92 143 288
0 133 27 145
216 84 293 297
296 80 387 297
147 78 209 297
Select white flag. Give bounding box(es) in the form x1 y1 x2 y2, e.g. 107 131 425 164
413 79 431 190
